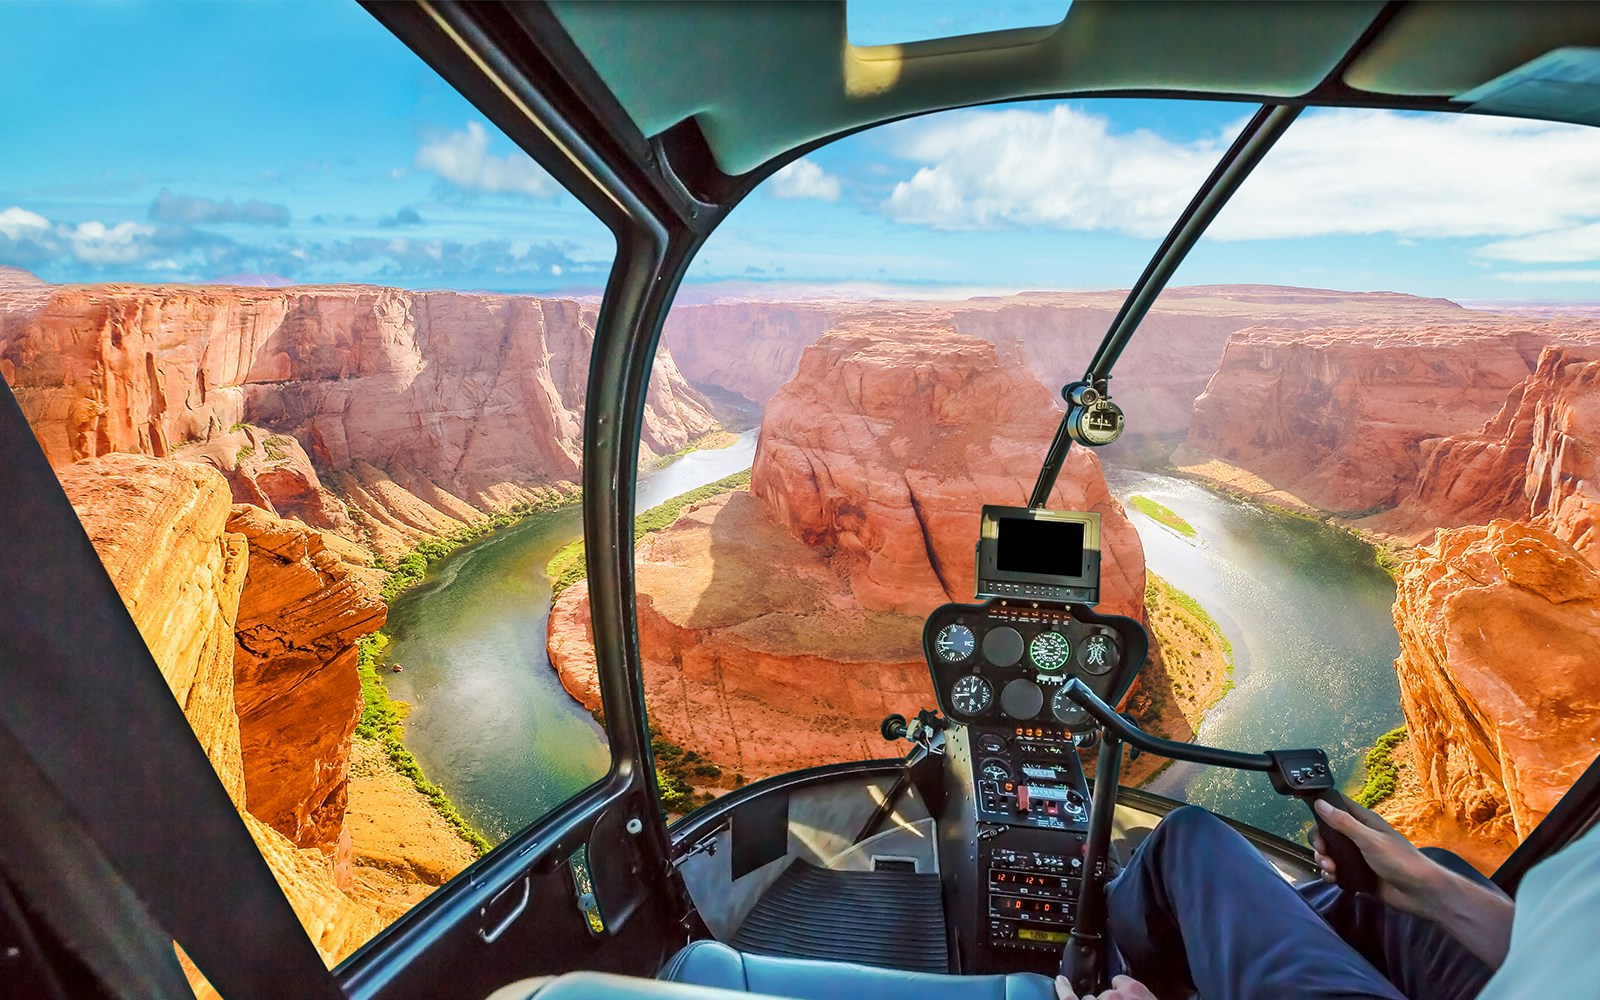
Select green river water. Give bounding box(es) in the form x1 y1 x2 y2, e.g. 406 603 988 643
384 444 1400 846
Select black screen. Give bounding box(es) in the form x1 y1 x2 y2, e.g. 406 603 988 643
996 518 1085 577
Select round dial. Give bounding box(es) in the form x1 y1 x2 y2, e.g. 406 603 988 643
1000 678 1045 720
982 626 1025 667
1070 397 1125 447
979 758 1012 783
1052 686 1089 728
1077 632 1121 676
949 674 993 716
1029 631 1071 672
934 623 976 662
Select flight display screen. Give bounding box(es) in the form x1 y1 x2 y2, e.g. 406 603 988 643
996 517 1085 577
1017 928 1070 944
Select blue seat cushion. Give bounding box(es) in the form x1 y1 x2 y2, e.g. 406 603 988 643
659 940 1056 1000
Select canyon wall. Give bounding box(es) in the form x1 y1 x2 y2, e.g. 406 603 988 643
550 324 1145 778
58 454 388 963
1389 521 1600 850
1385 345 1600 560
2 281 718 555
664 287 1472 450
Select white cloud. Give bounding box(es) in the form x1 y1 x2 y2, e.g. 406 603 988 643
66 220 156 264
1478 221 1600 263
0 206 49 240
1492 269 1600 283
415 122 559 198
880 106 1600 249
768 159 843 201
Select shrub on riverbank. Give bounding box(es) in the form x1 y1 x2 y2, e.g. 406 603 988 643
356 632 491 855
378 486 580 604
548 470 753 596
648 429 740 469
1357 725 1407 808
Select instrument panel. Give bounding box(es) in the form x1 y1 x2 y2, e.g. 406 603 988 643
923 598 1147 731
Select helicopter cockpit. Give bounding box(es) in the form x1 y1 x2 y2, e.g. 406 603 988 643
6 4 1600 1000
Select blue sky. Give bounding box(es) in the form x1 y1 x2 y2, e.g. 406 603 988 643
5 1 1600 302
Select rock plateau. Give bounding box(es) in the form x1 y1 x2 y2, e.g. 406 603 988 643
549 323 1144 779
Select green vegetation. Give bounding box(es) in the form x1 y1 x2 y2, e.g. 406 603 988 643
1373 543 1405 580
1130 494 1197 537
235 444 255 462
651 729 720 815
228 420 249 433
1357 726 1407 809
356 633 491 855
649 429 740 469
1147 574 1235 670
262 434 291 461
548 469 752 596
378 486 580 604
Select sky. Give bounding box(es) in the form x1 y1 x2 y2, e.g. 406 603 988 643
5 1 1600 302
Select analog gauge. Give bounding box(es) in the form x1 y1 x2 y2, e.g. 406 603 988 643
977 732 1008 754
950 674 994 716
1077 632 1121 676
979 758 1012 783
1029 631 1072 672
934 623 976 662
1052 686 1089 728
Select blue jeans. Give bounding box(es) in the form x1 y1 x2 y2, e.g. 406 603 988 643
1104 806 1497 1000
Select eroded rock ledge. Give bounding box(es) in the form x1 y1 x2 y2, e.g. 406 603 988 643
1386 520 1600 865
550 324 1145 780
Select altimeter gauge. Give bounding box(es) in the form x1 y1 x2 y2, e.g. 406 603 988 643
1029 631 1071 672
950 674 994 716
1052 686 1089 727
935 623 976 662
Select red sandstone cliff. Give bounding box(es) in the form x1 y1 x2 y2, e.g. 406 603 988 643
1387 521 1600 862
58 455 388 962
2 281 718 554
550 324 1145 778
1383 345 1600 560
663 287 1473 451
1183 321 1600 514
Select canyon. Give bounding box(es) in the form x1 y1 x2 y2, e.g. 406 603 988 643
10 267 1600 912
1174 315 1600 866
547 322 1147 779
1 280 718 557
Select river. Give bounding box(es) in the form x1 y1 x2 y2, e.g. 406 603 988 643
385 440 1399 847
381 430 759 843
1107 468 1402 841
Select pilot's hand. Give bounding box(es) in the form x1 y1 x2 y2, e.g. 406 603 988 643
1311 797 1443 916
1056 973 1160 1000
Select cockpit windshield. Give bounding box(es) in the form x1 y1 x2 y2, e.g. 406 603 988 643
6 4 1600 984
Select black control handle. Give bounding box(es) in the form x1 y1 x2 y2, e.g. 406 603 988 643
881 714 908 742
1305 789 1380 895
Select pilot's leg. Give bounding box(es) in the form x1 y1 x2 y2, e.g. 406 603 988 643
1296 847 1497 1000
1104 806 1405 1000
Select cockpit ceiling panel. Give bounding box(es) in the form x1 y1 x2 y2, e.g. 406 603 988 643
1344 2 1600 97
545 0 1385 175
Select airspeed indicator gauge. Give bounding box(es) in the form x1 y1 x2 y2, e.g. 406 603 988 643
1029 631 1071 672
934 624 976 662
950 675 993 716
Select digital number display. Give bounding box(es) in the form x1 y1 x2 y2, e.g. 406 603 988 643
1018 928 1070 944
995 896 1062 915
996 518 1085 576
992 871 1070 890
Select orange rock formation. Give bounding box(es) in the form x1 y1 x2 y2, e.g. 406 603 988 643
2 280 718 554
1386 344 1600 560
228 505 386 856
550 324 1145 778
1182 322 1597 514
1389 520 1600 859
58 454 387 962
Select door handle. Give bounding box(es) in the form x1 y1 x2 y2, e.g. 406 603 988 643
477 876 530 944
